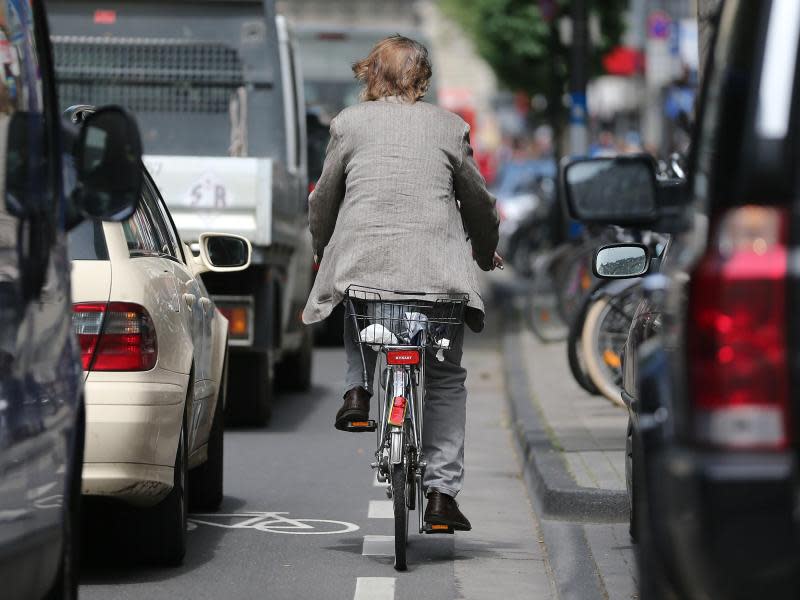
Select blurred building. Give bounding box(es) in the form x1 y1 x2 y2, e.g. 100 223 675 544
277 0 498 132
587 0 697 156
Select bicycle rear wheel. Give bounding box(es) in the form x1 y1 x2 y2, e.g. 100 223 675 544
391 462 408 571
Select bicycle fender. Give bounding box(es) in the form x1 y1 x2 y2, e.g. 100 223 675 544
390 429 404 465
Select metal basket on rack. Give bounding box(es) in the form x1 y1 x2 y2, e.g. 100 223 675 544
344 285 469 351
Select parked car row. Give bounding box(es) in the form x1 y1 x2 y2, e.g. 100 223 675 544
1 0 314 597
561 1 800 598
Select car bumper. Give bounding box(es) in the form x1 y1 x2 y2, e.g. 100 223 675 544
82 377 185 507
651 447 800 599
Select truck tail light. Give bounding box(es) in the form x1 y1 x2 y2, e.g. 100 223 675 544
688 205 790 450
216 303 251 341
73 302 158 371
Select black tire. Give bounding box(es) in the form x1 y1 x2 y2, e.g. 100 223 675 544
633 430 678 600
226 350 272 427
626 419 636 541
190 351 227 511
45 401 84 600
140 401 188 566
406 447 417 512
567 290 601 395
276 327 313 392
392 462 408 572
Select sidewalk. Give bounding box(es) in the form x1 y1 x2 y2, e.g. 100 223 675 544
502 316 629 522
520 331 628 496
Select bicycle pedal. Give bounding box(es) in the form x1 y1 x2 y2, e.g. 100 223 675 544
423 524 454 535
343 420 377 432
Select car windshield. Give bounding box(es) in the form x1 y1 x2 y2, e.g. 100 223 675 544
67 220 108 260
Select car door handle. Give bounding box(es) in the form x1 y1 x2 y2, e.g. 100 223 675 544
183 293 196 311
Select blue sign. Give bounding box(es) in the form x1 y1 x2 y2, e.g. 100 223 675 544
648 11 671 40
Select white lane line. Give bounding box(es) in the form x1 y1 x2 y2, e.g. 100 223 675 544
362 535 395 556
354 577 395 600
368 500 394 519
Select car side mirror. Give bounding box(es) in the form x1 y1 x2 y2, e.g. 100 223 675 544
562 155 659 225
72 106 143 221
196 233 252 273
593 243 650 279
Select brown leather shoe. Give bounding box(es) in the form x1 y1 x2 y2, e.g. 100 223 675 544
424 490 472 531
334 387 371 431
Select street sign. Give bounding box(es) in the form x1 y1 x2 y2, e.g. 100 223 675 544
648 10 671 40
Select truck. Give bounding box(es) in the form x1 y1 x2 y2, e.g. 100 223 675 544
48 0 313 425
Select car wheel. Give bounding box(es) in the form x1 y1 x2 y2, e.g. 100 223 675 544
190 351 226 510
276 326 313 392
226 350 273 427
44 401 84 600
140 399 188 566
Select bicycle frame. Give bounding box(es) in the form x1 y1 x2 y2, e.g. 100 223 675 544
343 285 468 558
374 343 427 534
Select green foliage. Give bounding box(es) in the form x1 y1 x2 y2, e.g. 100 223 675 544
440 0 627 121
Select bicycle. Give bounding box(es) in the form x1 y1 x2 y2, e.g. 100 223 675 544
343 285 469 571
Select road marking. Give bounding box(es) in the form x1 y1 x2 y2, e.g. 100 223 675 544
354 577 395 600
368 500 393 519
188 512 359 535
362 535 395 556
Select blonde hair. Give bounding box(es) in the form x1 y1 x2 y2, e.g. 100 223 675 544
352 35 432 102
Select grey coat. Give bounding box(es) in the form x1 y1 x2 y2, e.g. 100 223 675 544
302 96 499 332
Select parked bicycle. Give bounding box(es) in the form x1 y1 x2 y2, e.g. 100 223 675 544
343 285 469 571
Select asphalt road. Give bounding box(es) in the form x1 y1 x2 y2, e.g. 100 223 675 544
78 321 555 600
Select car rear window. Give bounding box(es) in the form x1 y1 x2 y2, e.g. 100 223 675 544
67 220 108 260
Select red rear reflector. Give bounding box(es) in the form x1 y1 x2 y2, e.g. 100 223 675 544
688 206 790 450
387 350 419 365
73 302 157 371
93 9 117 24
388 396 407 426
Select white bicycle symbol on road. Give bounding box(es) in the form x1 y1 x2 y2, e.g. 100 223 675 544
188 512 360 535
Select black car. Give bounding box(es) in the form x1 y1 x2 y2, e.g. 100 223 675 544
0 2 143 597
563 1 800 598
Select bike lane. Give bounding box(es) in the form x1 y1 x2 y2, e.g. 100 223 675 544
78 313 554 599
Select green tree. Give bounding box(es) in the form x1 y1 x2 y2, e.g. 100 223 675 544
441 0 627 138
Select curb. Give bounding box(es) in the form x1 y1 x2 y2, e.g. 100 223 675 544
502 324 629 523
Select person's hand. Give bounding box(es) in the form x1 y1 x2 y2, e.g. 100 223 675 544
492 252 505 270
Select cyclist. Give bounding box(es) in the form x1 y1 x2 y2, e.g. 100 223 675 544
302 35 502 532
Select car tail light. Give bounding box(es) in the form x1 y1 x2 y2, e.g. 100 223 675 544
688 205 790 450
73 302 158 371
387 350 419 365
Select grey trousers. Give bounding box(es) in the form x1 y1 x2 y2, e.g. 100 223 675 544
344 318 467 497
